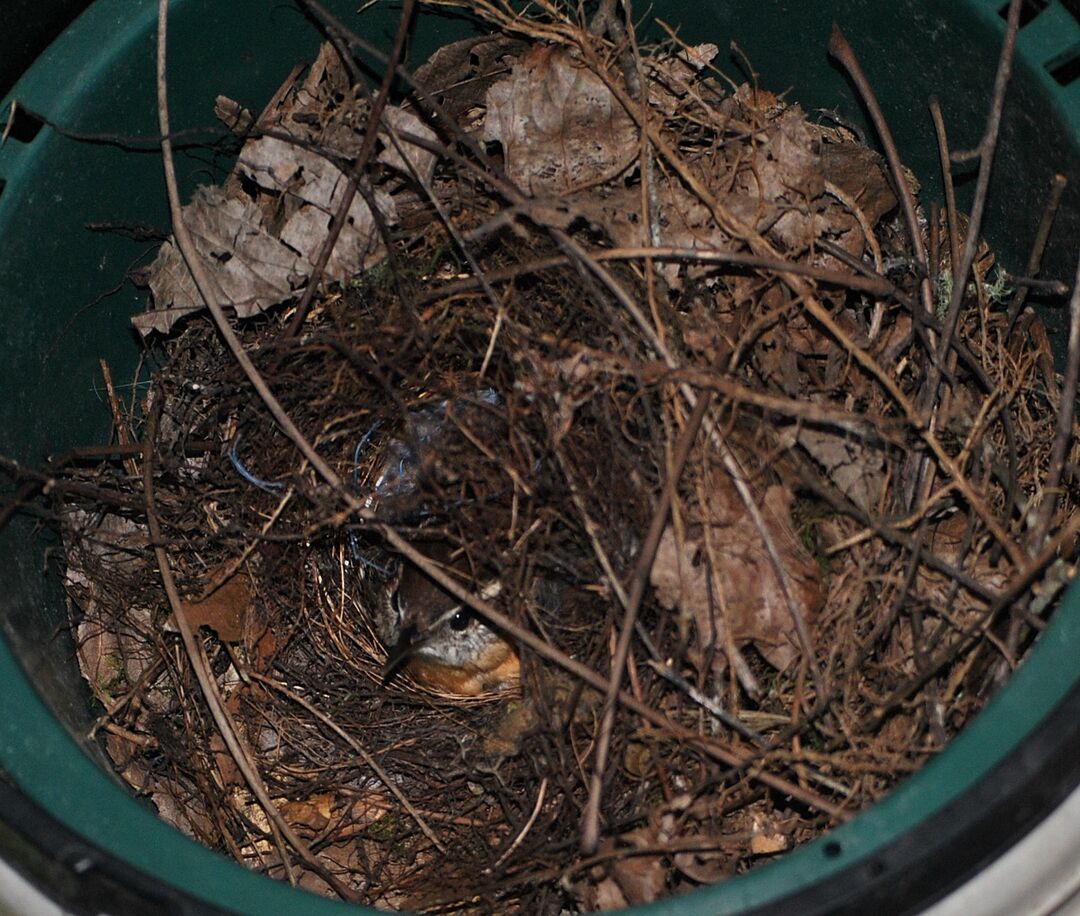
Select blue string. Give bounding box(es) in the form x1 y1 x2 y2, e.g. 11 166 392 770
349 420 398 575
226 435 285 493
352 420 381 488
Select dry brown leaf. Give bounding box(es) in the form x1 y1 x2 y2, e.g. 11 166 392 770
643 43 720 115
672 848 731 883
780 423 887 515
140 186 308 334
138 42 432 336
651 472 821 673
414 35 529 125
377 105 439 185
236 136 393 278
750 831 789 855
280 793 336 832
592 876 630 911
180 569 254 642
611 853 666 905
734 107 824 252
483 45 639 194
919 512 1011 601
822 142 897 226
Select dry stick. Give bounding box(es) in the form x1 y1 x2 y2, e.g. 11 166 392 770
671 370 895 436
828 24 946 512
377 525 846 821
827 25 934 320
0 459 143 515
581 390 713 854
0 438 214 530
245 672 447 853
916 99 964 515
140 396 355 899
284 0 417 338
928 97 961 284
491 777 548 870
618 0 667 346
98 360 138 478
1032 254 1080 549
1006 174 1069 336
923 0 1022 418
0 480 48 531
860 436 1080 730
409 246 894 304
155 1 344 495
603 246 893 295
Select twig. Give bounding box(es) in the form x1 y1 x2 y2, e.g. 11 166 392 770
923 0 1022 414
0 459 143 516
97 360 138 478
245 671 447 854
827 25 934 320
1006 174 1069 335
928 97 961 284
284 0 418 337
141 390 354 899
580 390 712 853
491 778 548 870
1031 252 1080 549
409 245 895 306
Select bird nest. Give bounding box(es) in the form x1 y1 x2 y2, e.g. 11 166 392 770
22 3 1079 912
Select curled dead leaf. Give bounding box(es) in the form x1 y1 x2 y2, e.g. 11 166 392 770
139 42 434 336
650 472 821 674
483 45 639 194
179 568 254 642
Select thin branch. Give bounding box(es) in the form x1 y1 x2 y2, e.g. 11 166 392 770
1006 173 1069 335
1031 253 1080 549
928 96 961 283
924 0 1022 413
581 390 712 853
828 25 935 319
285 0 417 337
141 389 354 899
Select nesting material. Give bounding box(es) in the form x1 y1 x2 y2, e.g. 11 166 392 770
40 7 1078 912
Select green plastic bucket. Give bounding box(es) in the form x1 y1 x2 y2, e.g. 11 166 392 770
1 1 1078 912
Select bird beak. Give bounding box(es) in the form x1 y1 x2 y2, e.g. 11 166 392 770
381 623 419 685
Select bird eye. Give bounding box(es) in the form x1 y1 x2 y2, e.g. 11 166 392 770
449 608 470 631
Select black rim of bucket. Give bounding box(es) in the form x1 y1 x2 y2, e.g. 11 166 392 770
1 1 1079 913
